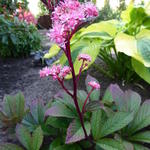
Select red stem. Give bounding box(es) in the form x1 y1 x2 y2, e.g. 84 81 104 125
76 60 85 84
57 78 73 98
66 41 88 139
82 88 94 114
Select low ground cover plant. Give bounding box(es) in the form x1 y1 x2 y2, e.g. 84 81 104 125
1 0 150 150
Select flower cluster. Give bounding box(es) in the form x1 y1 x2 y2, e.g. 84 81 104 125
88 81 100 90
17 8 37 25
48 0 98 47
40 65 71 80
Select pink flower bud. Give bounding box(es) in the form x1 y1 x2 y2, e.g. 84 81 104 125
78 54 92 62
88 81 100 90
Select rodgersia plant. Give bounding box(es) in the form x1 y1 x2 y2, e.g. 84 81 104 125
40 0 99 141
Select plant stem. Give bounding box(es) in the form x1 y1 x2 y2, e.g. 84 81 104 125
82 88 94 114
76 60 85 84
66 41 88 139
57 78 73 98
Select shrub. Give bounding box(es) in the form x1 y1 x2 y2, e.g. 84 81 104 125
0 0 28 16
0 15 41 58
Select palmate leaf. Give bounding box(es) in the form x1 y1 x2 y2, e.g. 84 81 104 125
127 100 150 135
16 124 32 150
133 144 149 150
91 109 102 140
96 138 125 150
54 144 82 150
55 90 76 113
3 92 25 119
65 119 91 144
77 90 88 111
122 90 141 114
46 117 70 129
102 84 124 108
32 126 43 150
85 75 100 101
129 131 150 143
45 101 77 119
99 111 133 138
85 100 102 112
22 100 46 132
0 143 24 150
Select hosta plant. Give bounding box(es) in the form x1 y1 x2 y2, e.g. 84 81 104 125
0 92 27 131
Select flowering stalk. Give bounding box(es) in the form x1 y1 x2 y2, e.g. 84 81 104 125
66 41 88 138
82 88 94 114
40 0 99 140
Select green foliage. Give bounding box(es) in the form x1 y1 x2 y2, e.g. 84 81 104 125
0 15 41 58
2 77 150 149
0 0 28 16
0 92 27 131
15 125 43 150
37 1 49 17
0 143 23 150
44 3 150 84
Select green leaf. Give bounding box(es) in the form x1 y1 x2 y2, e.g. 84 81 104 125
145 2 150 15
132 58 150 84
127 100 150 135
85 75 100 101
54 144 82 150
32 126 43 150
102 84 124 108
122 141 134 150
81 32 112 40
16 124 32 150
91 109 102 140
0 143 24 150
80 20 118 37
121 3 133 22
58 39 101 79
49 138 62 150
65 119 91 144
85 100 101 112
30 100 45 124
100 112 133 138
46 117 70 129
45 101 77 118
129 131 150 143
44 44 60 59
77 90 87 111
15 92 26 120
137 35 150 67
122 90 141 114
115 29 150 68
96 138 125 150
133 144 149 150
